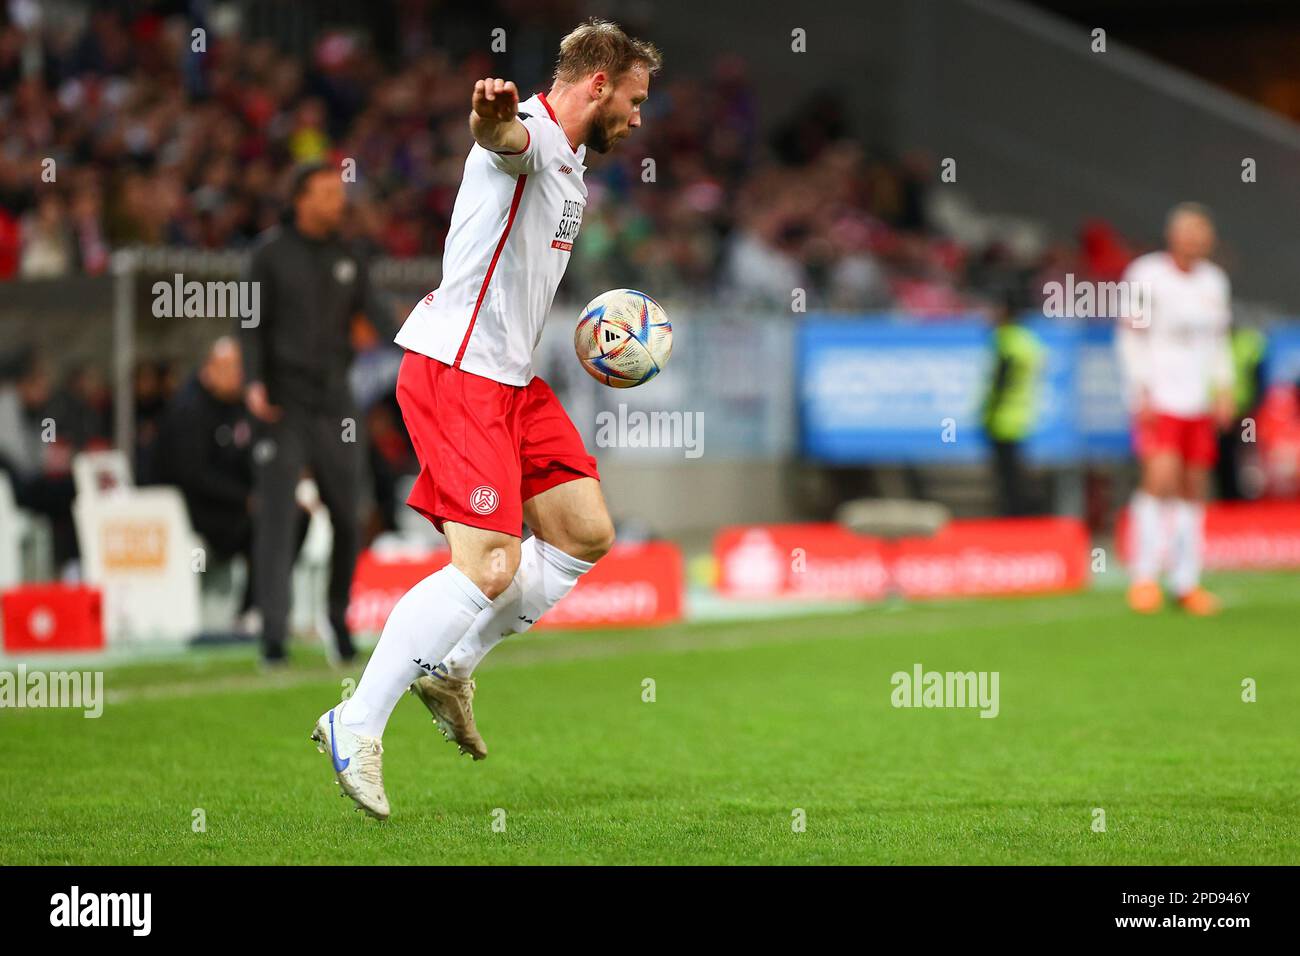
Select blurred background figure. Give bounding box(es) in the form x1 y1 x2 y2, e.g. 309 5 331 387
1117 204 1234 617
981 294 1044 517
240 162 389 666
0 347 78 570
1215 324 1268 500
1254 376 1300 499
154 337 260 628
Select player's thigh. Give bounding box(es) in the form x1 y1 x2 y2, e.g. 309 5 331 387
1139 451 1182 497
399 352 526 541
523 476 615 562
443 520 521 599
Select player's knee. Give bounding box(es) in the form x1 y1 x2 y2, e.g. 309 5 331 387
478 567 517 601
575 517 615 563
454 542 520 600
480 548 520 599
1141 460 1180 498
1141 478 1175 499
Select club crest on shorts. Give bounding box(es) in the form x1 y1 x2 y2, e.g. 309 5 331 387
470 485 499 515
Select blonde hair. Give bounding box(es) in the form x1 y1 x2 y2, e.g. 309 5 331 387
553 18 662 84
1167 201 1214 229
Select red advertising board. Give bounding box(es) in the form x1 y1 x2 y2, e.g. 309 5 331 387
715 524 890 600
347 541 683 634
1 584 105 653
889 517 1090 599
715 517 1090 600
1117 500 1300 570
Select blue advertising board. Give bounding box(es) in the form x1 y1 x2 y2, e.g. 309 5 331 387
798 315 1136 465
1266 326 1300 389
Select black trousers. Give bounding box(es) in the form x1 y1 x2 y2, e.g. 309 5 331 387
252 407 360 661
191 503 309 616
991 439 1029 517
1216 431 1245 501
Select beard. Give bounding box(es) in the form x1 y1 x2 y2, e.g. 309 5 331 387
585 112 620 154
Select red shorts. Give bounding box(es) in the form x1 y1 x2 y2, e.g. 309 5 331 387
396 351 599 536
1134 412 1218 467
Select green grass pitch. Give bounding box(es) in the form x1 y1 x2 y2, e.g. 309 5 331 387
2 572 1297 865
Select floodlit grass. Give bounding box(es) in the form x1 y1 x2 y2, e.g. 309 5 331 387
2 573 1297 864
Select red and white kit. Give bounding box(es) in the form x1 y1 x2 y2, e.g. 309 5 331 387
1116 251 1234 466
394 93 598 535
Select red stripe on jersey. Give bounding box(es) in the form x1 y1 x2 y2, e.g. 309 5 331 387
538 91 558 122
454 174 528 368
537 92 578 151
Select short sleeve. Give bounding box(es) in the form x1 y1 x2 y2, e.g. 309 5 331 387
486 112 563 176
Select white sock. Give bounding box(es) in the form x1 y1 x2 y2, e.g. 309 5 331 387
442 537 595 678
1169 499 1205 596
341 564 490 737
1130 490 1168 582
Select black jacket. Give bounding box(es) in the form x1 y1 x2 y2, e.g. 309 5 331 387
240 223 389 413
155 374 253 511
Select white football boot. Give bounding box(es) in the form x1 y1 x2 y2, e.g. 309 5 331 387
310 702 390 820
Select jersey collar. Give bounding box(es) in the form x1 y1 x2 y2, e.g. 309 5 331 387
536 91 581 154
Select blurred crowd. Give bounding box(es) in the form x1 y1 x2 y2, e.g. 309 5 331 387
0 338 418 568
0 0 1150 314
8 0 1288 582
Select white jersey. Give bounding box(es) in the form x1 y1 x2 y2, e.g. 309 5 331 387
395 93 587 385
1115 251 1233 417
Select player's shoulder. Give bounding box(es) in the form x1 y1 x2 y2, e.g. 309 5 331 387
470 99 558 161
516 92 545 122
517 95 566 146
252 224 285 248
1197 258 1230 286
248 224 288 263
1123 251 1168 278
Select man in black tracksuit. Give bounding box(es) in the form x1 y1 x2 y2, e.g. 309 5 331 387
240 162 390 665
156 337 257 613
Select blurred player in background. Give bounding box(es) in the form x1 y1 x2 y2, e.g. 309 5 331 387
1117 203 1234 615
312 19 661 819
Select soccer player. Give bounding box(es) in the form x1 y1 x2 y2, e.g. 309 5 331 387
311 19 662 819
1117 203 1235 616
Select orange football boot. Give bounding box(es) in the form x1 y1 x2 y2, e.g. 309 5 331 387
1127 580 1164 614
1177 587 1221 616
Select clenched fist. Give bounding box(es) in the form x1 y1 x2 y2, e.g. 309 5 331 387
472 78 520 122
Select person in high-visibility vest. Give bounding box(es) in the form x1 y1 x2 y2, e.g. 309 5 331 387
1215 325 1267 500
981 300 1044 516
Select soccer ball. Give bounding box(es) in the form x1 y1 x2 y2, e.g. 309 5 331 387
574 289 672 388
